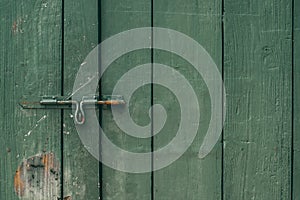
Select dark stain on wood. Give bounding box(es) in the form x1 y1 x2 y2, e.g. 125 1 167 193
57 195 72 200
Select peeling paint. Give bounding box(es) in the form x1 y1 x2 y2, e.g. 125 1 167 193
14 153 60 200
12 21 18 34
14 167 25 196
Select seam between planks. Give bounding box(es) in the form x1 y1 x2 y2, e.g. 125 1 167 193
98 0 103 199
292 0 295 199
151 0 155 199
221 0 225 199
61 0 65 199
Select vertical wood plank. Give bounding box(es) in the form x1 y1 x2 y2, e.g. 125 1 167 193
223 0 293 199
293 0 300 198
153 1 222 199
100 0 152 199
63 1 100 199
0 0 62 199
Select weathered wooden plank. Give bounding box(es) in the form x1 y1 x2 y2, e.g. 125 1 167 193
223 0 293 199
0 0 62 199
153 0 222 199
100 0 152 199
63 0 100 199
293 0 300 199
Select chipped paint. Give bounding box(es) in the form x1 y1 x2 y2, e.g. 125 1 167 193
24 115 48 137
14 153 60 200
12 17 26 34
14 167 25 196
12 21 18 34
80 61 87 66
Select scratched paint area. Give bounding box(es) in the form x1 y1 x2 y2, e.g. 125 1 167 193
63 0 100 199
14 153 60 199
100 0 152 199
24 115 48 138
152 0 222 199
0 0 299 199
224 0 293 199
0 0 62 199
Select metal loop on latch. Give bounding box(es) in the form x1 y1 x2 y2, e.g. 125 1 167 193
21 95 126 125
74 100 85 125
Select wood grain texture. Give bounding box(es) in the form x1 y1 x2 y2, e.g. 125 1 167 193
0 0 62 199
63 0 99 199
293 0 300 199
100 0 152 199
223 0 293 199
153 0 222 199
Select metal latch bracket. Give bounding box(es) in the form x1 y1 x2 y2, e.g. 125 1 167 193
19 95 125 125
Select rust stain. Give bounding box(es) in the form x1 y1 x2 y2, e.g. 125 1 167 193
106 100 125 105
41 152 57 177
14 166 25 196
20 101 40 105
12 21 17 34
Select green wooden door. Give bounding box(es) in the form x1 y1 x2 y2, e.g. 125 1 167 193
0 0 299 200
0 0 63 199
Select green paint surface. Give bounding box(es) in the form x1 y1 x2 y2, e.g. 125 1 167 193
0 0 62 199
153 0 222 199
63 1 99 199
224 0 293 199
294 0 300 199
0 0 298 199
100 0 152 199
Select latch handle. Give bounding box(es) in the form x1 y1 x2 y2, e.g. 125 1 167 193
21 95 125 125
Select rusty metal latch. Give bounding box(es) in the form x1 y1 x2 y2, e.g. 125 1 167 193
20 95 125 125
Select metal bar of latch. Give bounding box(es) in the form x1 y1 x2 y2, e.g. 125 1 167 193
20 95 125 124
